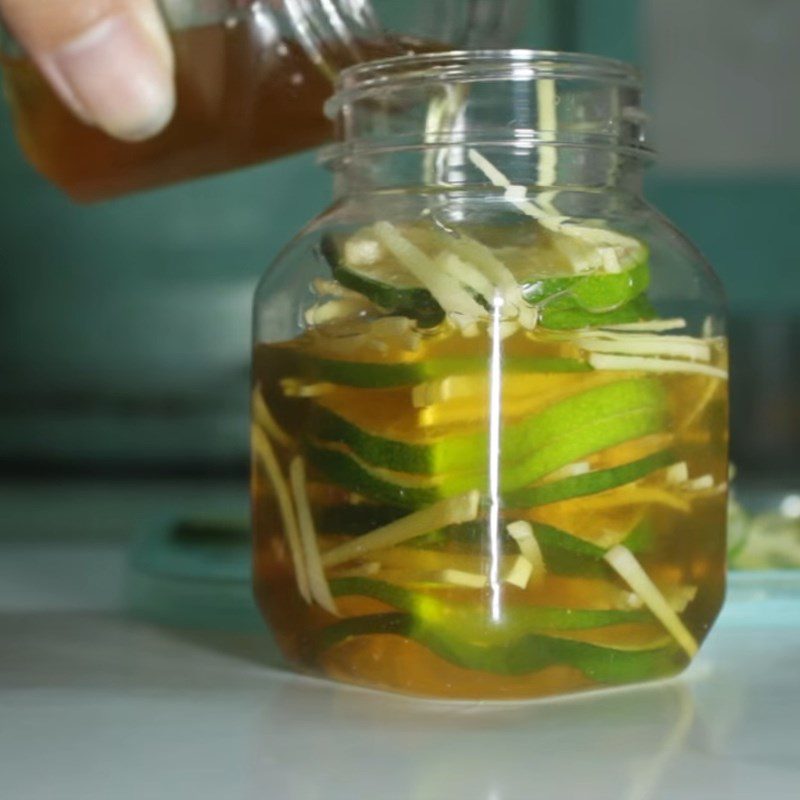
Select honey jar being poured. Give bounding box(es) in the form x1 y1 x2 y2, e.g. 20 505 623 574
0 0 524 202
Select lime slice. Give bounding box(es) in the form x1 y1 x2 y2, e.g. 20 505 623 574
321 230 444 326
288 350 590 389
330 577 651 633
505 450 675 508
306 387 666 507
412 519 654 576
540 295 656 330
314 608 682 681
311 378 666 475
322 223 651 330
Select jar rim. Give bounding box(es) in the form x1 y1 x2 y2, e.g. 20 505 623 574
326 49 642 117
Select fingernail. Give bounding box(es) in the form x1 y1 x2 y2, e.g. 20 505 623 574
43 13 175 141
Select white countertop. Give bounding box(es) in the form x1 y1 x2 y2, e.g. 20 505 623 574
2 536 800 800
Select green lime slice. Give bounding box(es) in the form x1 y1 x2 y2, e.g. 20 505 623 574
321 232 444 326
539 294 656 330
320 509 652 577
523 255 649 311
306 394 666 507
289 350 591 389
306 443 439 507
500 405 665 492
505 450 675 508
321 224 651 329
312 378 665 475
330 577 651 634
433 518 653 567
568 259 650 312
314 610 682 682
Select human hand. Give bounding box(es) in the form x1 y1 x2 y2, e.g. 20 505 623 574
1 0 175 140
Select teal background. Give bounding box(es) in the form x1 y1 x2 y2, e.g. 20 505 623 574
0 108 327 466
0 0 797 471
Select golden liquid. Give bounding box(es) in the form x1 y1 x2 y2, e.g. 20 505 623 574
1 23 425 201
251 327 728 700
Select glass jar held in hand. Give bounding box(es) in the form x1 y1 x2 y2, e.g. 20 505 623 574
0 0 525 201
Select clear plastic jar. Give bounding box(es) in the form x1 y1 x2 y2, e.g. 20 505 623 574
0 0 523 201
251 51 729 700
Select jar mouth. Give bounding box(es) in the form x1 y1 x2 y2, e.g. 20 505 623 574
325 49 642 118
322 48 652 182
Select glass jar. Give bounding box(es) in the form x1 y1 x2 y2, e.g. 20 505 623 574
251 51 729 700
0 0 524 202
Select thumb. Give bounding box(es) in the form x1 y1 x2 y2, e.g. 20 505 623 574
1 0 175 141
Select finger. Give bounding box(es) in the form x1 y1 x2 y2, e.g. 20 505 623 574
1 0 175 140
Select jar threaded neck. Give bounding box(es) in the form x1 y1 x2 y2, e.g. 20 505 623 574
323 50 652 189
